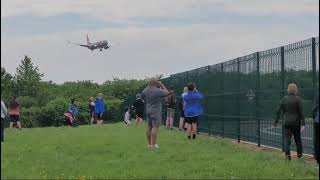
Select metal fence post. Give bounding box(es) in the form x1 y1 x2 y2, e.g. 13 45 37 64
207 66 211 136
280 46 285 152
221 63 225 138
311 37 316 156
256 52 261 147
312 37 316 100
237 58 241 143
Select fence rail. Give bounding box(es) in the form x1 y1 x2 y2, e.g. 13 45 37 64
123 37 319 155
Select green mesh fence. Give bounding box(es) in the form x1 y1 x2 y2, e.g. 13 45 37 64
123 37 319 155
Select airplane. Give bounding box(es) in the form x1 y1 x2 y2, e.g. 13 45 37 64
68 34 110 51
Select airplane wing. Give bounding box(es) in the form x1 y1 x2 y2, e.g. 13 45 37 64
79 44 91 48
67 40 91 48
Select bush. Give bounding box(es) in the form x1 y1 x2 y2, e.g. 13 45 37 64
105 98 123 122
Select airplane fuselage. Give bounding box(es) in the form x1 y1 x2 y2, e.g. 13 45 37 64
88 40 109 51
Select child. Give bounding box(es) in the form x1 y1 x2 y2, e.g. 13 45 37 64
124 107 131 125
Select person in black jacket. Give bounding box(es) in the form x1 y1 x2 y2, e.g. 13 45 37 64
312 93 319 164
133 93 145 126
166 87 176 130
273 83 305 161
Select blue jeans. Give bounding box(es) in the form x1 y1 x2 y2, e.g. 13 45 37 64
1 118 4 142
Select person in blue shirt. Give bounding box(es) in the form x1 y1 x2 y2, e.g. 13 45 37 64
183 83 203 139
68 99 79 120
312 94 319 165
95 93 106 126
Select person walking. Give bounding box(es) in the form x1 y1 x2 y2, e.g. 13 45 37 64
1 100 8 142
183 83 203 139
273 83 305 161
8 96 22 130
142 78 169 148
133 93 145 126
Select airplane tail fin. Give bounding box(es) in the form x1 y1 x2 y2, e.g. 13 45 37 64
86 34 91 45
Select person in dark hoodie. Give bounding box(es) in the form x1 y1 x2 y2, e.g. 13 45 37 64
312 93 319 165
273 83 305 161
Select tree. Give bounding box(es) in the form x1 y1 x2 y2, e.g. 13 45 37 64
1 67 14 100
14 56 44 97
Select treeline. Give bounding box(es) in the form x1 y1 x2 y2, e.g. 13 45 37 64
1 56 149 127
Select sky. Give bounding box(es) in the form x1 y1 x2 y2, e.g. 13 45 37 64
1 0 319 84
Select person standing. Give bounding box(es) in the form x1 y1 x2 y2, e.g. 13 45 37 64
89 97 96 124
273 83 305 161
95 93 106 125
68 99 79 122
312 94 319 165
183 83 203 139
166 87 176 130
179 87 188 131
133 93 145 126
142 78 169 148
124 107 131 126
8 96 22 130
1 100 8 142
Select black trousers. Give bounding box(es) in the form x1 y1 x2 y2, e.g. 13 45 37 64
315 123 320 164
284 125 303 157
1 118 4 142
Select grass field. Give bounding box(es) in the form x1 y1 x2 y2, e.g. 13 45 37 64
1 123 319 179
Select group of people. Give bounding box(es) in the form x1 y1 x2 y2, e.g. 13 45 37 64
64 93 106 126
130 78 203 149
88 93 106 125
134 79 319 165
1 80 319 165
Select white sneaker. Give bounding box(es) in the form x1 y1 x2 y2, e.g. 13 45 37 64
154 144 159 148
147 145 152 148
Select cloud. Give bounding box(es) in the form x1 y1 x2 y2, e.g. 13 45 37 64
1 24 317 84
2 0 318 22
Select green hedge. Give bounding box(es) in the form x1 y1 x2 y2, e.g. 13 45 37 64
3 97 123 128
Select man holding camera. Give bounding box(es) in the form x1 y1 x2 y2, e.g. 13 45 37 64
142 78 169 148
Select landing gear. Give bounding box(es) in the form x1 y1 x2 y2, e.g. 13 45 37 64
100 49 102 51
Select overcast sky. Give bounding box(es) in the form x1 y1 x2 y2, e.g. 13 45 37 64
1 0 319 84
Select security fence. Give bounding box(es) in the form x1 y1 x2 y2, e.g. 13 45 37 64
123 37 319 155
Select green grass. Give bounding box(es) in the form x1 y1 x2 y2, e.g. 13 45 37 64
1 123 319 179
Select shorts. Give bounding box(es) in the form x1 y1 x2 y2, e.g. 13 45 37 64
146 113 161 128
135 111 144 119
180 111 185 118
185 116 198 124
95 112 104 119
10 115 20 123
167 108 175 117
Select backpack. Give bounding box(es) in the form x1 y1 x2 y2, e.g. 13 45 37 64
168 93 176 107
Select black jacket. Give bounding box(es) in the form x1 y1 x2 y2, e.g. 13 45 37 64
275 93 305 126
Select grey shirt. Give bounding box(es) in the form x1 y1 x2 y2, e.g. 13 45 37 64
142 86 168 115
